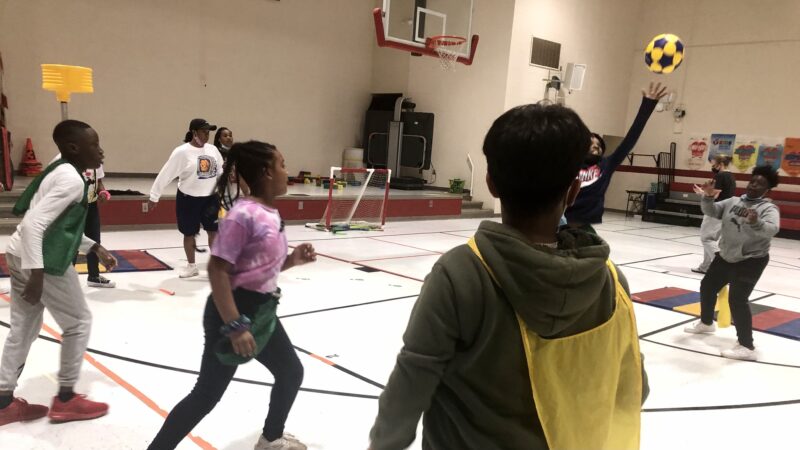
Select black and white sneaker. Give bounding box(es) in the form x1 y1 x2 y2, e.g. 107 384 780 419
87 276 116 288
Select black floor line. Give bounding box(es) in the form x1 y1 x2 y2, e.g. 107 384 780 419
618 253 695 266
279 295 418 319
667 234 708 241
636 292 774 340
642 397 800 412
768 260 800 270
119 228 481 252
293 346 385 389
4 321 800 411
0 320 380 400
611 229 700 242
640 338 800 370
624 265 796 300
623 264 710 282
750 293 777 302
638 317 697 339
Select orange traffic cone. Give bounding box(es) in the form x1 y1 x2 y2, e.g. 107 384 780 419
19 138 42 176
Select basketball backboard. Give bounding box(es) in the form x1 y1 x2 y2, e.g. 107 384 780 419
374 0 479 65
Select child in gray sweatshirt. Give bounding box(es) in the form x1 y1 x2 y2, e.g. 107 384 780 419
684 165 781 361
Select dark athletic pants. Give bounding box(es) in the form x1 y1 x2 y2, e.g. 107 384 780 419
148 297 303 449
83 202 101 279
700 253 769 350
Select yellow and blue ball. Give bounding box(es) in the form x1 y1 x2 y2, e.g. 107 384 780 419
644 34 684 74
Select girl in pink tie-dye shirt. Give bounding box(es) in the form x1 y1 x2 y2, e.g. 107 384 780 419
150 141 316 450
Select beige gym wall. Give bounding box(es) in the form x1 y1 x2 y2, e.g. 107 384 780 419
0 0 375 176
606 0 800 210
504 0 643 135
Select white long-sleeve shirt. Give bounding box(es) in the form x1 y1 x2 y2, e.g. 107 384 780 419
149 142 223 201
6 163 96 270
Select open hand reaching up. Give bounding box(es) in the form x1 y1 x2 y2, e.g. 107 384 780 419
643 82 668 101
693 180 721 198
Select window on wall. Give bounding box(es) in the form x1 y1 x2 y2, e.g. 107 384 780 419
530 37 561 69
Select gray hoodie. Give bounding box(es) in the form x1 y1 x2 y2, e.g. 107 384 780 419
370 221 648 450
701 195 780 262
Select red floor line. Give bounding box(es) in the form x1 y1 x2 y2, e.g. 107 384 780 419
354 264 424 283
0 294 215 450
367 237 444 255
354 253 438 263
304 250 424 283
286 228 479 243
308 352 336 366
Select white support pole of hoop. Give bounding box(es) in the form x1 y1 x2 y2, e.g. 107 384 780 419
345 168 375 224
466 154 474 197
381 169 392 225
325 166 338 229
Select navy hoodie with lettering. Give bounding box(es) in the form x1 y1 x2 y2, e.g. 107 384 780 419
565 97 658 225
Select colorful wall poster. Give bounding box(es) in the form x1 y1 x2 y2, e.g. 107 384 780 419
756 142 783 172
782 137 800 177
732 139 758 172
708 133 735 162
686 136 708 169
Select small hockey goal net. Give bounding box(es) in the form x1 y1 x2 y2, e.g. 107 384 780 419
307 167 391 232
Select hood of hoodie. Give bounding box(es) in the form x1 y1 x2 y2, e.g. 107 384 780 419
739 194 771 205
473 221 612 337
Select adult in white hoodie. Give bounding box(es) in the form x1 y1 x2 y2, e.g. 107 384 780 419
148 119 223 278
684 165 781 361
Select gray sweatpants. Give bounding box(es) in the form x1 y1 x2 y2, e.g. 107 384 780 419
0 253 92 391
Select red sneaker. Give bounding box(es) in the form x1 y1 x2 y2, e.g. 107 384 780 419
48 394 108 423
0 397 49 426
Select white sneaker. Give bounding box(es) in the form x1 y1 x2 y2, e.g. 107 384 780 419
87 276 116 288
254 433 307 450
0 285 9 295
721 344 757 361
179 264 199 278
684 320 716 334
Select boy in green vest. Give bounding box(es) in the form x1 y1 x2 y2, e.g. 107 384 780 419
0 120 117 426
370 104 648 449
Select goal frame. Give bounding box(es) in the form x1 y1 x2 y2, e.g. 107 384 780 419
316 167 391 232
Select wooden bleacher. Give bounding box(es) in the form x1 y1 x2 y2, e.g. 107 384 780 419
645 181 800 239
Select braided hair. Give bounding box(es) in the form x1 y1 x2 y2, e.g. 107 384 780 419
217 140 278 210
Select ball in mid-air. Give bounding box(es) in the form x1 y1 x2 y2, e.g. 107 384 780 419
644 34 684 74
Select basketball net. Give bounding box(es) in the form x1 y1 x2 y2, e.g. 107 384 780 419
428 36 466 71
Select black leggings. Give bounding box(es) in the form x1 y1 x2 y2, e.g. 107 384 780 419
148 297 304 450
699 253 769 349
84 202 101 278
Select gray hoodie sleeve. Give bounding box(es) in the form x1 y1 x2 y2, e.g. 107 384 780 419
700 196 731 219
745 203 780 238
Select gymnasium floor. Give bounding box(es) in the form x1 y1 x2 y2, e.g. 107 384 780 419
1 212 799 449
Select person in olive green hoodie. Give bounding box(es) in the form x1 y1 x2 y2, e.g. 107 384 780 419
369 104 649 450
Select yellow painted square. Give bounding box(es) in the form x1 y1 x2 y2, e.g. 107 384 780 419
674 302 702 316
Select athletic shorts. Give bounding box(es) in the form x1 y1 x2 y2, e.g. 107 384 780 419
176 189 220 236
